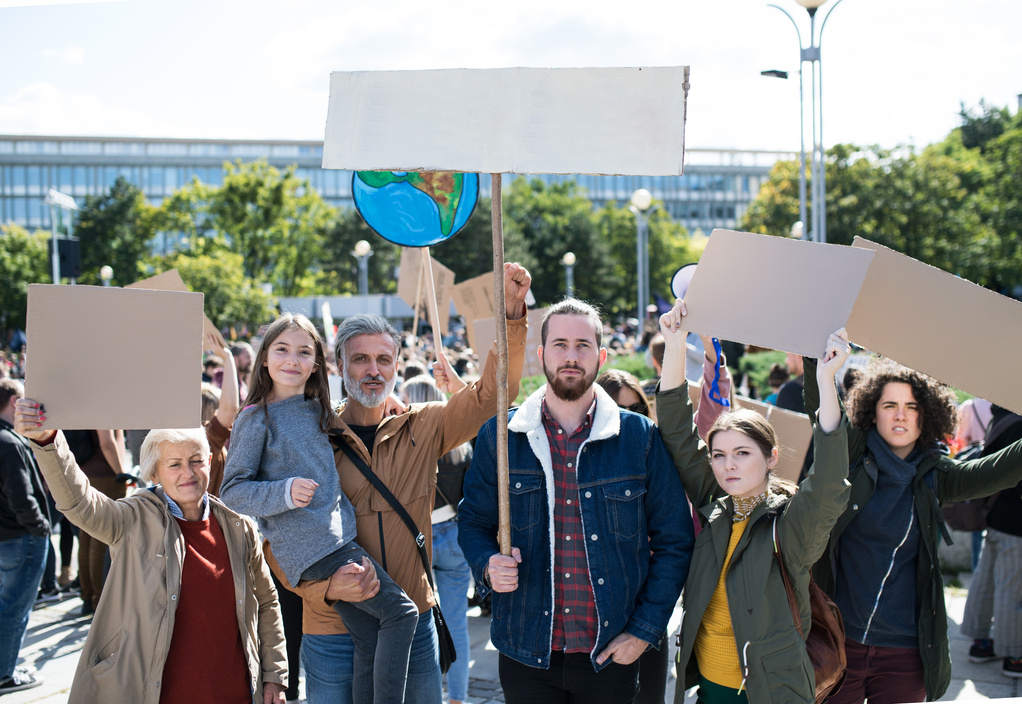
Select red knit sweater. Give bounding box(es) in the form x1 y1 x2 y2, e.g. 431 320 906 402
159 515 251 704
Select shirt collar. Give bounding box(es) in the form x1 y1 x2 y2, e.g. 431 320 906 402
540 394 598 435
164 492 210 521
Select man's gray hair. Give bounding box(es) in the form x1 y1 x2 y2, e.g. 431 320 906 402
333 314 401 364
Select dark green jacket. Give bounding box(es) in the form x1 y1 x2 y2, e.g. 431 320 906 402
657 383 850 704
804 357 1022 701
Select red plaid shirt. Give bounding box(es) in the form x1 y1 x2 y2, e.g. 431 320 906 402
542 398 599 653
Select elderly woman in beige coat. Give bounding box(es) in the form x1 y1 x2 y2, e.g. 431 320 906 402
14 399 287 704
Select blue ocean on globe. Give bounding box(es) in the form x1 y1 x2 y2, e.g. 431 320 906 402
351 171 479 247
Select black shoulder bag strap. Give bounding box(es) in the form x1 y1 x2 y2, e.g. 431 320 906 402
337 441 439 598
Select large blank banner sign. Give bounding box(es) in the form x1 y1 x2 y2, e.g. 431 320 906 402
26 284 203 430
323 67 690 175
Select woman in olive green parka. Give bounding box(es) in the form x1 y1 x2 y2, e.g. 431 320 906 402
656 300 851 704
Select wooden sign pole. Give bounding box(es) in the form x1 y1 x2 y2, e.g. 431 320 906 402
420 247 449 392
411 253 424 343
491 173 511 556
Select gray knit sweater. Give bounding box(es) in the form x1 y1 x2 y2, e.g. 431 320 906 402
220 395 357 586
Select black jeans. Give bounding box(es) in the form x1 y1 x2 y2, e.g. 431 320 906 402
499 651 640 704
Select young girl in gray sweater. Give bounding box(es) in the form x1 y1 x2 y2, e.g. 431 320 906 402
221 314 417 704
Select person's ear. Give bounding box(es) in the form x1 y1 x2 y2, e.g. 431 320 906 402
538 345 545 365
767 447 779 470
598 347 608 369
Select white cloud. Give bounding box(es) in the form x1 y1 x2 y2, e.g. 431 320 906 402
0 82 178 136
42 45 84 65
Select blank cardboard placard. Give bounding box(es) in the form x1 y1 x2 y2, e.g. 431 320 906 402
682 230 875 358
734 396 812 484
847 238 1022 415
475 309 547 379
26 284 203 430
323 67 689 176
451 272 498 350
126 269 228 350
396 248 454 335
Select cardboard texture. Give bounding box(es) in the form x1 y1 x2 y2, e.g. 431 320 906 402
323 67 690 176
26 284 203 430
126 269 228 350
734 396 813 485
475 309 548 379
846 238 1022 416
682 230 875 358
451 272 498 349
396 248 454 335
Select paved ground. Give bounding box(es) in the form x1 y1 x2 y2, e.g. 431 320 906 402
6 573 1022 703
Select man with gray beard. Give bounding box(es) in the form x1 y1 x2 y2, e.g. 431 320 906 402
264 262 532 704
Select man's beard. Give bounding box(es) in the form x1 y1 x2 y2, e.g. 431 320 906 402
544 361 597 403
343 368 396 408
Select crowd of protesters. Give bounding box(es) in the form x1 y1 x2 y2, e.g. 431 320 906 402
2 268 1022 704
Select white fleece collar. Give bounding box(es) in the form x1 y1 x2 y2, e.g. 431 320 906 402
508 383 621 441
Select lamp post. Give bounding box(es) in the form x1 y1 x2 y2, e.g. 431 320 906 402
561 251 576 298
766 0 845 243
100 266 113 287
629 188 654 325
351 239 374 312
43 189 78 284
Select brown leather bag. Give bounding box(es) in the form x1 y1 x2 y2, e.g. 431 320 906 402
773 518 847 704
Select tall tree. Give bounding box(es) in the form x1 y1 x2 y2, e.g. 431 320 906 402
152 251 278 332
0 224 49 337
76 176 157 286
318 207 402 296
502 178 610 307
158 160 336 297
432 196 534 283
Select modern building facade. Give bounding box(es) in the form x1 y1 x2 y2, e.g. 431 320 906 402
0 134 793 235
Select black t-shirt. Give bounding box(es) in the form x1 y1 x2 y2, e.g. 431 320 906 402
982 410 1022 536
348 424 378 457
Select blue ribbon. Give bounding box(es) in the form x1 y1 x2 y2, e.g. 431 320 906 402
709 338 730 407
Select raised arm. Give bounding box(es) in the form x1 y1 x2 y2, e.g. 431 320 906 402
14 399 133 544
211 333 240 429
694 333 732 441
815 329 850 434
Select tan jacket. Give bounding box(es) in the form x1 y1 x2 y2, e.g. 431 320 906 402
268 315 527 634
32 433 287 704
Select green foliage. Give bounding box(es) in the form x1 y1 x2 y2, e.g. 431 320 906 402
604 353 656 381
152 251 277 331
740 103 1022 297
319 207 401 295
0 224 50 335
739 350 787 399
433 196 535 283
76 176 157 286
158 160 337 297
503 178 611 307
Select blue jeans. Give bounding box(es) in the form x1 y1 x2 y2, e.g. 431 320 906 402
432 519 471 701
0 533 48 679
303 542 419 704
302 608 442 704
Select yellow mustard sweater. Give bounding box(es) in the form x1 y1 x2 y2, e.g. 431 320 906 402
693 518 749 689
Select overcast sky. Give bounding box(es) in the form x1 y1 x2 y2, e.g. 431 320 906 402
2 0 1020 154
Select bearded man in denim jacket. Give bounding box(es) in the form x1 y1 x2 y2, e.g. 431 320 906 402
459 299 693 704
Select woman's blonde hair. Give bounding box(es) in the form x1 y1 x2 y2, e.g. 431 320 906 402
139 428 210 484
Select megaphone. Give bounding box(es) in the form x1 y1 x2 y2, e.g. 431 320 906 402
671 263 698 300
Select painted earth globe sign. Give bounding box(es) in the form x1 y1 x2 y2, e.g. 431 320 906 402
352 171 480 247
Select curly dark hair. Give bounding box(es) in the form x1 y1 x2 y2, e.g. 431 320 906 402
845 358 958 448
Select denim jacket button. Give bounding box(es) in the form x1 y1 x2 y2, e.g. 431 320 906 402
591 534 598 541
597 578 604 585
625 490 631 497
604 621 609 627
515 482 522 489
585 491 592 499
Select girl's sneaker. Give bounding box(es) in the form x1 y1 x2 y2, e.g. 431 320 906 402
970 638 999 663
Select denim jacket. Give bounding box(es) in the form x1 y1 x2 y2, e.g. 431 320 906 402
458 383 693 671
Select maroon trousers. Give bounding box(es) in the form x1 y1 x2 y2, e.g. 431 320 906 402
827 637 927 704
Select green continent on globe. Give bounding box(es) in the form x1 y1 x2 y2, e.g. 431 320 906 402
357 171 464 235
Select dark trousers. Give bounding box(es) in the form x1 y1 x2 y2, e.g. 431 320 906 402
827 637 926 704
499 651 640 704
270 570 304 701
635 646 668 704
302 541 418 704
